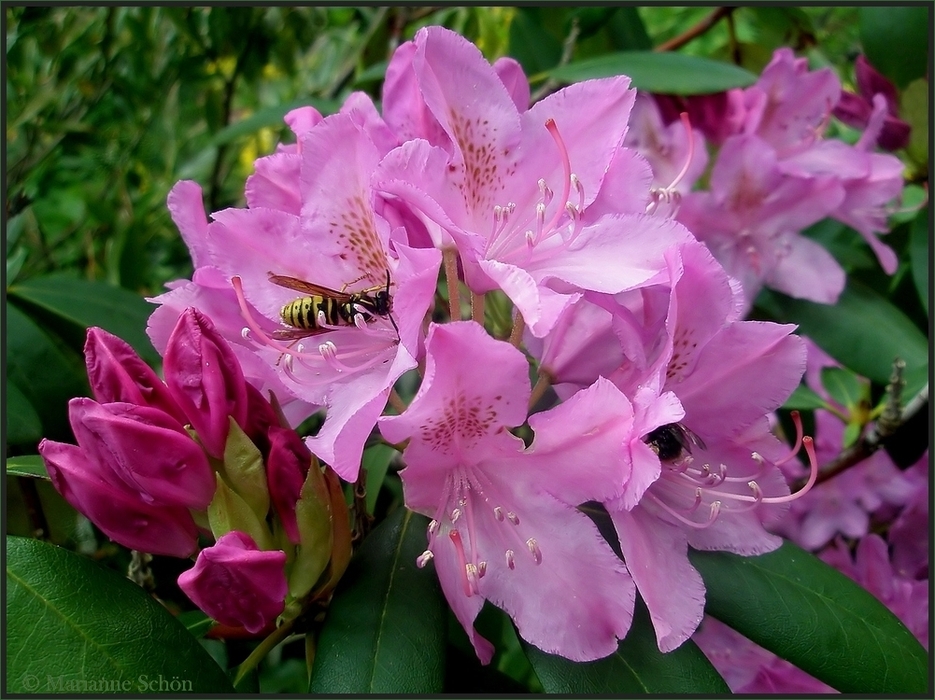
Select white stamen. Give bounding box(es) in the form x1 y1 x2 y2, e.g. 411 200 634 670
505 549 515 569
526 537 542 564
417 550 434 568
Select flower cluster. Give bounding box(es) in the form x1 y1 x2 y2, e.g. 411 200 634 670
138 26 839 663
40 311 351 634
630 50 906 310
38 25 923 668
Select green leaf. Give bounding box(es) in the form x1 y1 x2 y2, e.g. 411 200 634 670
549 51 757 95
524 598 729 693
760 282 929 395
782 383 829 411
820 367 865 411
9 273 160 365
508 8 564 77
6 536 235 693
902 79 929 172
5 384 43 446
362 443 396 515
6 455 49 480
859 6 929 88
909 208 929 315
309 508 446 693
690 541 928 693
208 98 340 148
6 302 88 441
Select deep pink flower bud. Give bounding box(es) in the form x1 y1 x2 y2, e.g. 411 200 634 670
266 425 312 544
163 308 248 458
68 398 215 510
84 327 187 424
833 55 911 152
242 383 283 457
177 531 287 634
39 439 199 557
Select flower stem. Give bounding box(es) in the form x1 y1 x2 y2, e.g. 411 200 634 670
471 291 486 326
528 371 553 411
388 388 407 414
509 311 525 348
233 616 297 687
443 248 462 321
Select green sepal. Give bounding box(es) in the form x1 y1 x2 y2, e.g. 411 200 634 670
207 477 275 551
287 464 334 599
219 417 269 521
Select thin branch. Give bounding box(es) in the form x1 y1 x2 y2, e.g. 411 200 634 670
794 363 928 490
654 7 734 53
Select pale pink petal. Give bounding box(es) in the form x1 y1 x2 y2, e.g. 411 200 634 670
478 259 579 337
167 181 212 269
493 57 530 112
612 505 705 652
765 233 846 304
245 152 302 214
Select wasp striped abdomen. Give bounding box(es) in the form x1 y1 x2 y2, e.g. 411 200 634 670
281 295 364 331
268 271 397 341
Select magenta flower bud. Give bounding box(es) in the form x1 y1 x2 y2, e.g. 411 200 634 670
177 531 287 634
68 398 215 510
242 383 283 456
84 327 187 424
266 425 312 544
163 308 248 458
39 439 199 557
833 54 911 151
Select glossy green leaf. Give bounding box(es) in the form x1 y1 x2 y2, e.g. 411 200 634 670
760 282 929 395
362 443 396 514
524 598 729 693
6 302 88 441
782 383 829 411
820 367 865 411
6 537 235 693
909 209 929 315
859 6 929 88
549 51 757 95
5 383 43 446
309 508 446 693
9 273 159 364
6 455 48 480
690 541 928 693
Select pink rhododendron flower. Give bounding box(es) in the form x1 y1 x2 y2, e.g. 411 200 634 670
677 134 846 308
530 240 810 651
740 48 841 158
178 531 288 634
624 92 709 213
150 111 441 479
380 322 639 664
377 26 692 336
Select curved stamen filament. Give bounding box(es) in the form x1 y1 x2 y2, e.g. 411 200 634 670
774 410 804 466
544 118 572 234
666 112 695 194
649 492 721 529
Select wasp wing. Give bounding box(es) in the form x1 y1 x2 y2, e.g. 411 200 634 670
267 273 354 301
